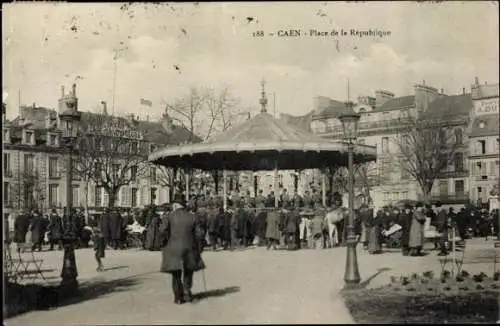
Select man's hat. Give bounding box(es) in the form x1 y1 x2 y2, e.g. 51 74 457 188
173 194 186 207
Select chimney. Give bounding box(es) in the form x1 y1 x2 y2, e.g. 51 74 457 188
414 82 439 112
440 89 444 94
72 83 76 96
375 90 394 107
146 115 149 121
101 101 108 115
61 86 65 97
475 77 479 85
45 111 56 128
485 81 488 85
463 88 466 95
32 102 36 108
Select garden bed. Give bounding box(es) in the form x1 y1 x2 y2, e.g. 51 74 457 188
342 271 500 324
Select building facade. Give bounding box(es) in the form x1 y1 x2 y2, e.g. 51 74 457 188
468 78 500 206
2 85 194 215
310 81 476 209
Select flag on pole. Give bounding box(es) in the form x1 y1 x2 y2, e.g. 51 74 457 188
140 98 153 107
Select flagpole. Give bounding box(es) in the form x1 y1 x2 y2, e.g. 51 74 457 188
273 92 276 118
112 52 118 116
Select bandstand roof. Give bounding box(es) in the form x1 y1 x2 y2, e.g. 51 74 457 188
149 82 377 171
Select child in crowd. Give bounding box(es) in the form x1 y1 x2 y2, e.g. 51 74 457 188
91 219 105 272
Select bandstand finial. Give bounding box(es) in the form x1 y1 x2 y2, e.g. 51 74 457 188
259 78 268 113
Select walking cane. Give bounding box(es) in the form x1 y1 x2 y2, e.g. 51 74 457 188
201 268 208 292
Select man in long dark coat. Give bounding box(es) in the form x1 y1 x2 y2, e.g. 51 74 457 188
434 203 449 256
109 208 122 249
48 209 63 251
101 208 112 247
206 199 219 251
30 211 44 251
145 206 161 251
284 203 299 250
159 196 205 304
399 203 413 256
14 210 30 252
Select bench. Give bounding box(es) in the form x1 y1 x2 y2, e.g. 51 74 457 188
14 243 46 282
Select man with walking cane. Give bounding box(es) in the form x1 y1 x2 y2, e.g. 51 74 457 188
159 195 206 305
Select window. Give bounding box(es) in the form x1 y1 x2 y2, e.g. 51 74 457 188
383 192 389 202
3 129 10 143
3 153 11 176
455 180 465 197
24 183 35 209
3 182 10 206
131 188 138 207
24 154 35 174
130 165 138 181
49 184 59 207
497 138 500 151
151 187 157 205
150 144 157 153
49 157 59 179
381 137 389 153
490 161 498 176
454 153 464 171
24 131 34 145
72 185 80 207
95 187 102 207
49 134 57 146
278 174 283 188
454 128 463 145
401 191 408 200
150 167 157 183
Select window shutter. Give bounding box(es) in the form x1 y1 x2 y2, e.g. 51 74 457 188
481 163 487 176
103 190 109 207
490 162 496 175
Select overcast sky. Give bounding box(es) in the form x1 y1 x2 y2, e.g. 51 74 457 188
2 2 499 121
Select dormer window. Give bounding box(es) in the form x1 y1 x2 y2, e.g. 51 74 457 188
3 128 10 143
24 130 34 145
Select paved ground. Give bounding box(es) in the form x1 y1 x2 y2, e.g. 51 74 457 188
5 238 498 325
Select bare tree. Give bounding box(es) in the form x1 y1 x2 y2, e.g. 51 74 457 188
159 86 246 198
76 114 149 207
9 170 45 211
392 113 460 203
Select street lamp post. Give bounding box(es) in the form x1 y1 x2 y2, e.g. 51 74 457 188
59 84 81 293
339 109 361 288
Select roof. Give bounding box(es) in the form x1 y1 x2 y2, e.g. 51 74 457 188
422 93 472 120
312 96 354 119
149 110 377 171
472 83 499 100
469 113 499 138
208 111 320 143
375 95 415 112
9 106 196 146
279 112 313 132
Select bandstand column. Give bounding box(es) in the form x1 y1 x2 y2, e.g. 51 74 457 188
274 160 279 208
223 170 228 211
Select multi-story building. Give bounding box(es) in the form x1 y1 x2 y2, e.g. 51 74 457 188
2 85 194 216
309 81 475 209
468 78 500 206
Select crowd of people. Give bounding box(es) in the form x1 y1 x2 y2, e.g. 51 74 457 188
6 188 499 259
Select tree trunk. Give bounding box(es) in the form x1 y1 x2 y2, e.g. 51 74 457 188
107 189 117 208
83 180 89 225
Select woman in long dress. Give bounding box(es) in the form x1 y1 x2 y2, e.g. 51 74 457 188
367 210 382 254
409 203 426 256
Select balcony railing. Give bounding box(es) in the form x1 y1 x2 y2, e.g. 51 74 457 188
421 193 469 203
316 118 414 135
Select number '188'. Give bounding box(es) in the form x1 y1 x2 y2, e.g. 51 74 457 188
253 30 264 37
